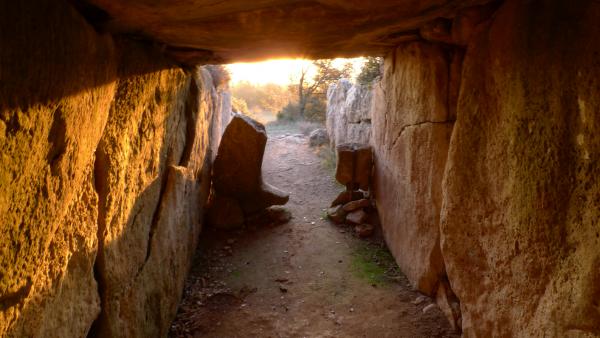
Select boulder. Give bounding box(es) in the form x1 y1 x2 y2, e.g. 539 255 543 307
308 128 329 147
331 190 365 207
327 205 347 224
213 113 267 195
212 113 289 214
326 80 373 148
342 199 371 212
371 41 453 298
335 143 372 191
345 209 368 225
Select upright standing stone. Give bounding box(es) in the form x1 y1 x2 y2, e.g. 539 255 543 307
212 113 289 215
335 143 372 191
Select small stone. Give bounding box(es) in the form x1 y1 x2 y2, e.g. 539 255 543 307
345 209 367 225
354 223 374 238
422 303 437 314
327 205 347 224
266 206 292 225
412 296 427 305
331 190 364 207
342 198 371 212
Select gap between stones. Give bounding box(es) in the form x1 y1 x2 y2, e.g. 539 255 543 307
390 120 456 150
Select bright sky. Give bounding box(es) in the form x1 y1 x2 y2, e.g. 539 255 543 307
227 57 365 86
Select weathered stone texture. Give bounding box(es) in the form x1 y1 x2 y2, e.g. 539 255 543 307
440 0 600 336
85 0 494 63
0 2 116 336
326 80 373 148
0 1 227 336
372 41 454 296
211 114 289 217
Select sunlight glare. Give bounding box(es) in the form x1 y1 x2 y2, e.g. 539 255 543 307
227 58 364 86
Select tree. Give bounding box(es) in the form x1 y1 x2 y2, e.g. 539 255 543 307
356 57 383 85
231 81 294 115
296 59 353 119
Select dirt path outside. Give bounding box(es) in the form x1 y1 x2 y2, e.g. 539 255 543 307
170 123 458 338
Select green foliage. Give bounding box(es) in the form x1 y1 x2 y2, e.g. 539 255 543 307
285 59 353 122
231 81 295 114
276 102 301 121
303 96 327 122
351 242 400 286
308 59 353 96
276 96 327 123
356 57 383 85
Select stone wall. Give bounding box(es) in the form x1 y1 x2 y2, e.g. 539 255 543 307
373 0 600 335
440 0 600 336
0 1 228 336
326 79 373 148
371 41 456 298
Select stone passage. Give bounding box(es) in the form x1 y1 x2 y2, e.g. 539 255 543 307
2 0 599 336
169 126 458 337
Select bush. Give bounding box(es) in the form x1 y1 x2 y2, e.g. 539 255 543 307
302 96 326 123
356 57 383 85
276 102 301 122
276 95 327 123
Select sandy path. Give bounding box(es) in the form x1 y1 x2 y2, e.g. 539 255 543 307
170 126 457 338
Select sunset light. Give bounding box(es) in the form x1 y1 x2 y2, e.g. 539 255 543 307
227 57 365 86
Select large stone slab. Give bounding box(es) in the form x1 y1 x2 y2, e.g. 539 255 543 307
335 143 372 191
326 80 373 148
326 79 352 148
372 41 453 296
0 2 228 336
440 0 600 335
0 1 116 335
212 113 289 215
87 0 496 63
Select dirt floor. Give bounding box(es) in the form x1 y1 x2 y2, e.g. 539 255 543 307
169 123 458 338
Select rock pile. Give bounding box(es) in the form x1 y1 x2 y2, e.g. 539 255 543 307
208 113 290 229
327 143 375 237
